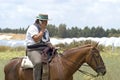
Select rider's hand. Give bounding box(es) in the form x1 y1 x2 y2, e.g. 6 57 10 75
47 43 55 49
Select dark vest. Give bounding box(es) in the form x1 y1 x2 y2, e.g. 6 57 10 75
34 23 50 43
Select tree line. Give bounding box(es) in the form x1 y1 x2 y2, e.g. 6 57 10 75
0 24 120 38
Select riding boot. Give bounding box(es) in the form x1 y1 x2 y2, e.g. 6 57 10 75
33 63 43 80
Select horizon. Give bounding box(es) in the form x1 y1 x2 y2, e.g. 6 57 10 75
0 37 120 47
0 24 119 30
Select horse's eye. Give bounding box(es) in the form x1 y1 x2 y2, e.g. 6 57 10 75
94 53 99 57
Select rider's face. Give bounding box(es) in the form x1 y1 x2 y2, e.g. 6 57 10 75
40 20 48 26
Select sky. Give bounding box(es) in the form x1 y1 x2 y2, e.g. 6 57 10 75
0 0 120 29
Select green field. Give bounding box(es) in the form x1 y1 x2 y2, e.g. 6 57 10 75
0 50 25 80
0 48 120 80
74 51 120 80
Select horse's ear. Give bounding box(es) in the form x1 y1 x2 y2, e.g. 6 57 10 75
93 42 99 48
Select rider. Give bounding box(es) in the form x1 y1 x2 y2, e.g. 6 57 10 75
26 14 53 80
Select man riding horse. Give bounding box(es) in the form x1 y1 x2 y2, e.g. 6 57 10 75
26 14 54 80
4 14 106 80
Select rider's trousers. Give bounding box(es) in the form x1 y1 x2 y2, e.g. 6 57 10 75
27 49 43 80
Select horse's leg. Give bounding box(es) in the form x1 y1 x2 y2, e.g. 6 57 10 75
67 76 73 80
4 58 20 80
19 68 33 80
4 72 16 80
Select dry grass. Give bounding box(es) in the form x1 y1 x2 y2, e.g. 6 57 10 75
0 33 25 40
9 33 25 40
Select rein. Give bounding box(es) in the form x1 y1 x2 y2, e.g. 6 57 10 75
59 53 99 78
78 69 98 77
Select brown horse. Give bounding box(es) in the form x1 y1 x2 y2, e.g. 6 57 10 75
4 43 106 80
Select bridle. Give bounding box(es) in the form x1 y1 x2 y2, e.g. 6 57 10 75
59 54 98 77
90 48 105 74
59 47 105 78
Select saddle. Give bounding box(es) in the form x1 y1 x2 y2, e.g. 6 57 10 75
21 47 57 69
21 47 58 80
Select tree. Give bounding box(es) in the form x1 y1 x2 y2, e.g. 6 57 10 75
47 24 58 37
58 24 67 38
70 27 80 38
94 26 106 37
82 26 91 37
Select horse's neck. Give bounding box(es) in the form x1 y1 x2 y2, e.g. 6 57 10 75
60 47 90 76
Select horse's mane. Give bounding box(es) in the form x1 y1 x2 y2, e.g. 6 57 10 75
63 44 92 55
10 57 23 61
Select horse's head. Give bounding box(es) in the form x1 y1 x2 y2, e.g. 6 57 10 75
85 43 106 76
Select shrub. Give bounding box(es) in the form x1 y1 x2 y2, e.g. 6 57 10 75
0 46 12 52
0 46 25 52
55 40 105 51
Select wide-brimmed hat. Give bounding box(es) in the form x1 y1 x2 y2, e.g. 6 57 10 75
36 14 49 20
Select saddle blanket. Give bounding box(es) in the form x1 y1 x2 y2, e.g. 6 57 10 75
21 56 34 69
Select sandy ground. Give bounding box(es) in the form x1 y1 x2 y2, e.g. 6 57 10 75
0 33 25 40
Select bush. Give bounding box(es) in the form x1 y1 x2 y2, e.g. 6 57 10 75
55 40 105 51
0 46 25 52
0 46 12 52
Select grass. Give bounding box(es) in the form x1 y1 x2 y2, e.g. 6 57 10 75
0 50 25 60
0 60 8 80
73 50 120 80
0 50 25 80
0 47 120 80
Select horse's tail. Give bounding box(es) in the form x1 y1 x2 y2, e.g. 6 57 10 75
4 57 22 80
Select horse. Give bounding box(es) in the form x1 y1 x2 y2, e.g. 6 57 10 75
4 43 106 80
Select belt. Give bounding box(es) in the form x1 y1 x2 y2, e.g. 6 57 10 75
27 43 47 49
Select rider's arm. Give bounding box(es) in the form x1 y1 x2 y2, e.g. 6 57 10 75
32 29 45 42
32 20 47 42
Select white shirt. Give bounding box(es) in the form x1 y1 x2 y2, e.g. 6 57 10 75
25 24 50 46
